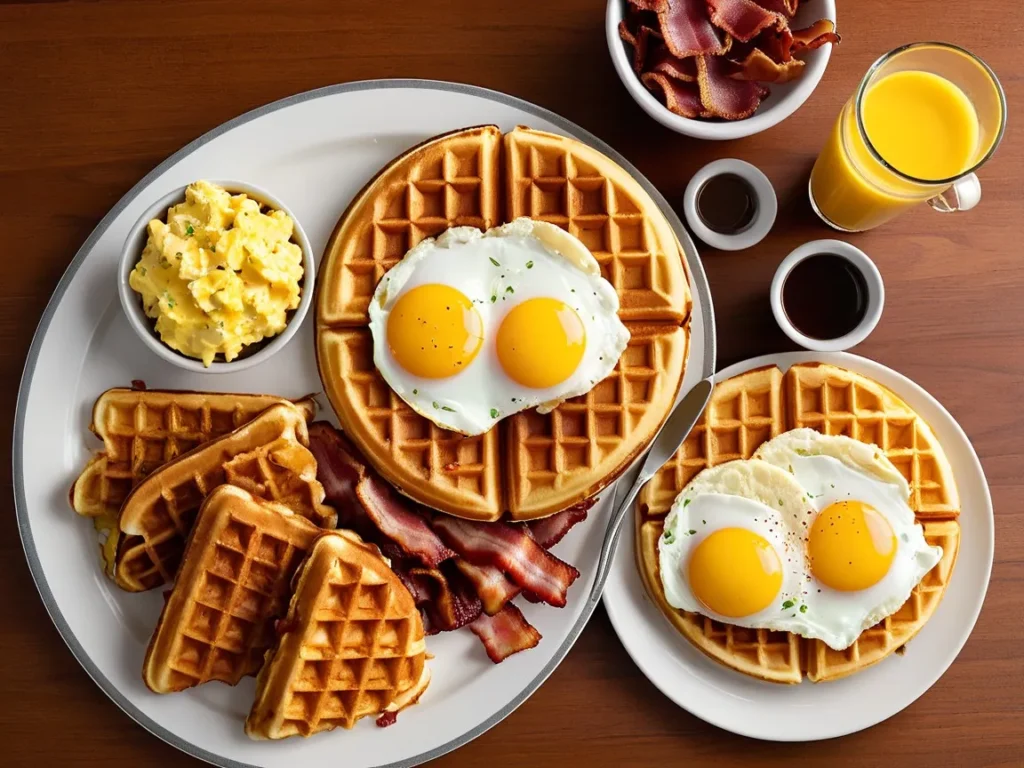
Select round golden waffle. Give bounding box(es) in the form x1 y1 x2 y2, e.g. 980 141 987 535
635 363 961 683
316 125 691 521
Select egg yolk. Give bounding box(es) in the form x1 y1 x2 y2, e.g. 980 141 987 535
687 527 783 618
808 501 897 591
495 298 586 388
386 284 483 379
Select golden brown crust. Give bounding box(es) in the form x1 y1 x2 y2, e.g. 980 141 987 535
635 363 961 683
142 486 321 694
245 530 428 739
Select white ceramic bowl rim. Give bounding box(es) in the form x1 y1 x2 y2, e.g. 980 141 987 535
605 0 837 140
116 179 316 374
683 159 778 251
770 239 884 352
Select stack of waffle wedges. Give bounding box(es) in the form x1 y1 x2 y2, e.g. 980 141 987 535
144 487 428 736
70 388 314 577
70 388 428 735
316 125 691 522
635 363 961 683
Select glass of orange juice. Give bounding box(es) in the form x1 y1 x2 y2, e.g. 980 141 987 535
809 42 1006 232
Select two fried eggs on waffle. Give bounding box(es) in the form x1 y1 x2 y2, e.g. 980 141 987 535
368 217 629 435
659 429 943 653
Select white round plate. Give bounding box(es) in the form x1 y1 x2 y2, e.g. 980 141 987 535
14 80 715 768
602 351 994 742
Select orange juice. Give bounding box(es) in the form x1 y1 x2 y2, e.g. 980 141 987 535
810 70 981 231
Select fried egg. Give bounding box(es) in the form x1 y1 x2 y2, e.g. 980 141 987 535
754 429 943 650
659 460 809 624
367 218 630 435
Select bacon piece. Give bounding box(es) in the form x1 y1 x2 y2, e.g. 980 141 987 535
791 19 839 52
527 500 594 549
646 42 698 81
396 561 482 635
730 47 805 83
469 604 542 663
628 0 668 11
755 0 797 16
376 711 397 728
619 20 662 73
697 53 768 119
707 0 782 43
642 72 704 117
454 559 521 615
432 516 580 608
308 421 364 513
355 474 455 568
658 0 729 58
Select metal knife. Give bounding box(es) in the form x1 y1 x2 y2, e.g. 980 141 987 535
588 377 714 605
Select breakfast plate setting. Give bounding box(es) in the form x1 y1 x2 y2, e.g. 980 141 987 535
12 1 1010 766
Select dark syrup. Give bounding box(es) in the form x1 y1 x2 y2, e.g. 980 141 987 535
696 173 757 234
782 253 869 340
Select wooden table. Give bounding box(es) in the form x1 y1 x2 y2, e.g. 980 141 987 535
2 1 1021 765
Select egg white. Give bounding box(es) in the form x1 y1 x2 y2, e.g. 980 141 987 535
368 218 630 435
755 430 944 650
659 460 809 626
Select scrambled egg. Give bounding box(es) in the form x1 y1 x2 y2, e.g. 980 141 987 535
129 180 304 366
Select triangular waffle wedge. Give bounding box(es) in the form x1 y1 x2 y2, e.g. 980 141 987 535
635 363 961 683
115 403 335 592
245 530 429 739
316 125 690 521
70 388 314 577
143 485 321 693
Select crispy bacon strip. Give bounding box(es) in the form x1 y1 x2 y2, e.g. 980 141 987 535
697 53 769 119
730 47 805 83
396 561 482 635
755 0 797 16
658 0 729 58
628 0 668 11
355 474 455 568
527 500 594 549
646 42 698 81
791 19 839 51
642 72 704 117
619 21 663 74
454 559 521 615
308 422 364 513
432 517 580 608
707 0 781 43
469 604 542 663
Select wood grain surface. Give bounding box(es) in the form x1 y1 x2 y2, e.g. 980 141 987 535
2 1 1022 766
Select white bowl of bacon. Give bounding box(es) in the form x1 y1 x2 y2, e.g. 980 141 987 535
607 0 839 140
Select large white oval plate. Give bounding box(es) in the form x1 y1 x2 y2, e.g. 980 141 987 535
14 81 715 768
603 351 994 741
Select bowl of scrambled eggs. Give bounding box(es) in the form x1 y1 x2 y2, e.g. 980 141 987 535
118 180 314 372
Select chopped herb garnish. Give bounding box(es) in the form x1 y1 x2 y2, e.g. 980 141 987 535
682 498 691 507
702 519 706 525
794 448 810 456
525 260 534 269
440 405 456 413
412 389 418 395
490 295 497 303
799 604 808 613
782 599 795 610
138 266 147 276
184 223 194 237
505 286 514 294
489 257 500 267
778 498 784 506
662 530 675 545
490 408 499 418
159 257 171 269
687 529 696 536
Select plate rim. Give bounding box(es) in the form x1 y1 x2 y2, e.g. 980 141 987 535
13 78 716 768
602 349 995 741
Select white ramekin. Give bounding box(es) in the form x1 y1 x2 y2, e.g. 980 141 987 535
117 180 315 374
770 239 884 352
683 159 777 251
